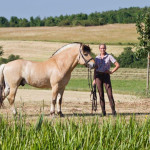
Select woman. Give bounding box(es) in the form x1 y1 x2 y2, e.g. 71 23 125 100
93 44 120 116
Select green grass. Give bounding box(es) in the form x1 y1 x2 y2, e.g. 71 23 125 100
111 79 146 95
0 115 150 149
19 79 147 96
66 79 146 95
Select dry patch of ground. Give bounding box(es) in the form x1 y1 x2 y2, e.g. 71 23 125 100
0 40 127 61
0 24 138 44
0 41 66 61
0 89 149 122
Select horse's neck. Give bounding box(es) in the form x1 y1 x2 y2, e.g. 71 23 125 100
54 48 79 74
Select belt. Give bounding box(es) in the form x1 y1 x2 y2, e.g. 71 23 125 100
96 71 106 74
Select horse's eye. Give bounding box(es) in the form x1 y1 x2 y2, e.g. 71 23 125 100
84 53 88 56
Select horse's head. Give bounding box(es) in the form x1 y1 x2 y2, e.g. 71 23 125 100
78 44 95 69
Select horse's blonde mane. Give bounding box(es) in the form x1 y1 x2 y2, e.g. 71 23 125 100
52 43 81 56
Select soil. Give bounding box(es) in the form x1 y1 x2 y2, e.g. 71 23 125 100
0 89 150 122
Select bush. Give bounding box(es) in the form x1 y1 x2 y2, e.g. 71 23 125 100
7 54 21 62
0 46 22 64
0 54 21 65
116 47 147 68
117 47 135 67
0 46 4 56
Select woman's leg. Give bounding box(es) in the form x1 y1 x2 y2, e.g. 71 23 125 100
104 74 116 115
96 77 106 115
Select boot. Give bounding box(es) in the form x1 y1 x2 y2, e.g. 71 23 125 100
112 110 117 116
102 110 106 116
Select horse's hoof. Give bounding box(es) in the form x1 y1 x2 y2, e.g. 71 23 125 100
112 111 117 117
13 111 18 117
1 105 6 109
57 111 64 117
0 102 4 109
50 111 55 117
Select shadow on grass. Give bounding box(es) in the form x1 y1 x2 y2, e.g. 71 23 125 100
24 112 150 118
64 112 150 117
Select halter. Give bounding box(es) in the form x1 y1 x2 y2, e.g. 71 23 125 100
79 48 94 67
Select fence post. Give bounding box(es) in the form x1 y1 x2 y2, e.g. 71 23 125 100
146 52 150 95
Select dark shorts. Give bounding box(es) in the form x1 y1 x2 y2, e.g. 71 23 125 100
95 72 111 86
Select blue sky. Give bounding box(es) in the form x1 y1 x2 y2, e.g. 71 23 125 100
0 0 150 19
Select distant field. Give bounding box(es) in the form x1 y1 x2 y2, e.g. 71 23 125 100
0 40 131 61
72 68 147 80
0 24 138 44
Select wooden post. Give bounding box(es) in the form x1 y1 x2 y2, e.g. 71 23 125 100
146 52 150 95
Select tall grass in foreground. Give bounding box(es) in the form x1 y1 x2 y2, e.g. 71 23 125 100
0 115 149 149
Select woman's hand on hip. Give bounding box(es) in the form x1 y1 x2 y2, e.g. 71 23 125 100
104 70 112 74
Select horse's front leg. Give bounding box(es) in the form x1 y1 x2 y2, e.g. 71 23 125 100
50 86 58 116
57 88 65 117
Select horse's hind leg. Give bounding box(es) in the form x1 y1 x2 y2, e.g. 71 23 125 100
56 88 65 117
0 86 4 107
0 84 10 108
50 86 58 116
7 86 18 115
2 81 10 101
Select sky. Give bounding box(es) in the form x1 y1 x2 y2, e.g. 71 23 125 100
0 0 150 20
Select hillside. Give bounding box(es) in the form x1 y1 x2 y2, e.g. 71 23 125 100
0 24 138 45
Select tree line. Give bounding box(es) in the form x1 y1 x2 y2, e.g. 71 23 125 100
0 7 150 27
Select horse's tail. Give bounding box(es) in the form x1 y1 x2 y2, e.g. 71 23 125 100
0 64 5 107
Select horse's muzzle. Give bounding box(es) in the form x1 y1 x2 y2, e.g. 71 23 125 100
87 62 95 69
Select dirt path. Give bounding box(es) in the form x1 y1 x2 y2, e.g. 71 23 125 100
0 89 150 121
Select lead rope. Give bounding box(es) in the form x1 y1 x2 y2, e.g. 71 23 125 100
88 68 97 113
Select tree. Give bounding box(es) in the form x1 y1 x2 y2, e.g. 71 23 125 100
34 16 42 26
30 16 36 26
0 17 9 27
45 17 55 26
136 12 150 94
10 16 19 27
58 19 71 26
19 18 30 27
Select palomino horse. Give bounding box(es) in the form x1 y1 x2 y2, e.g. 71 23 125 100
0 43 95 116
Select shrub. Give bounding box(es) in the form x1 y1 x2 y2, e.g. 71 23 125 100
116 47 147 68
0 46 22 64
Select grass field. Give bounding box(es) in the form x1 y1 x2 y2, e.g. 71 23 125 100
0 24 138 45
0 115 149 149
19 78 146 96
64 79 147 95
71 68 147 80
